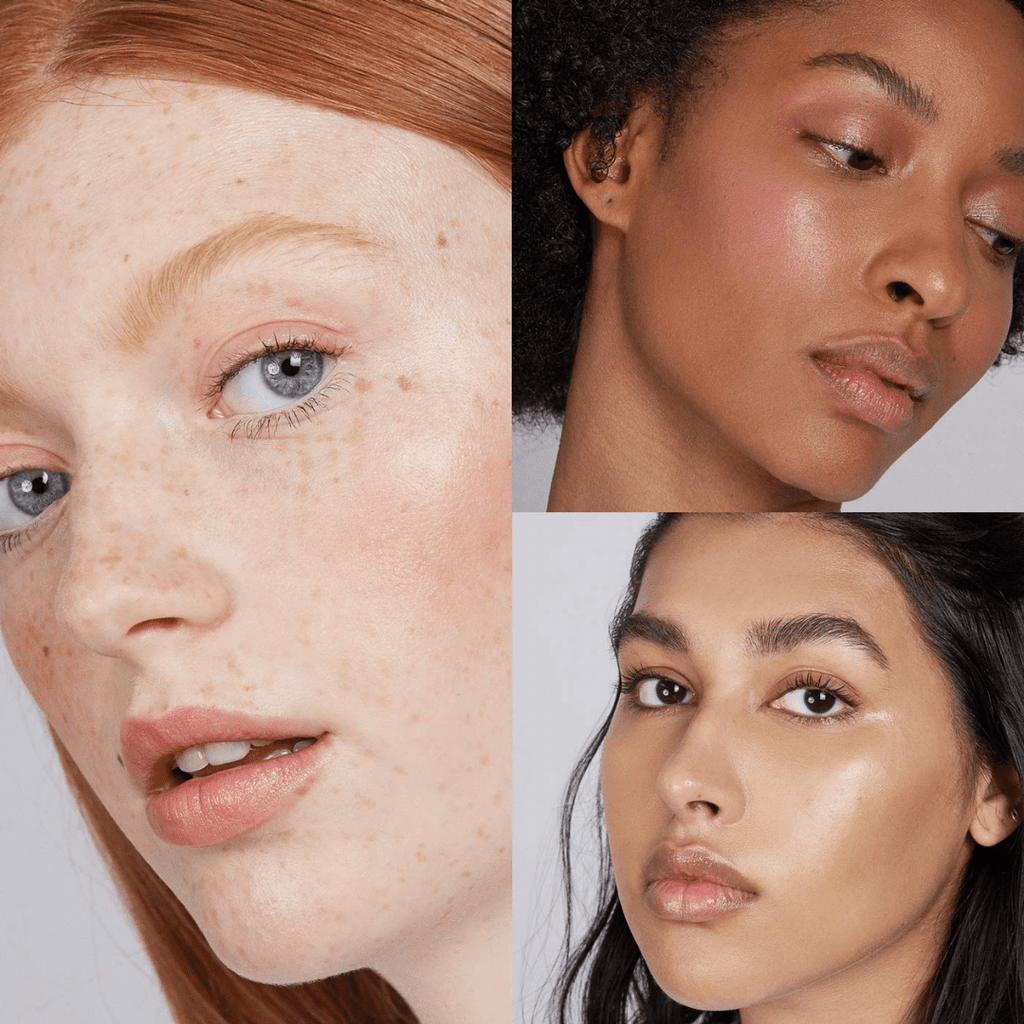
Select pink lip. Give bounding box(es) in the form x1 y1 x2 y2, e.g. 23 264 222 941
809 337 937 433
644 846 758 923
121 706 330 847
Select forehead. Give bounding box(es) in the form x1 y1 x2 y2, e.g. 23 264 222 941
706 0 1024 125
0 80 492 360
635 516 919 647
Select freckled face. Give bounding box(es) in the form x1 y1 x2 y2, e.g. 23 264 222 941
0 82 510 983
618 0 1024 502
602 517 980 1015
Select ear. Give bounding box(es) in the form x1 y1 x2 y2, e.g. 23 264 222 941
562 95 665 233
969 760 1023 847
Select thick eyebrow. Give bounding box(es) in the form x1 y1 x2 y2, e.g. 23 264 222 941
107 212 382 355
747 614 889 670
612 612 688 656
613 610 889 671
803 51 939 124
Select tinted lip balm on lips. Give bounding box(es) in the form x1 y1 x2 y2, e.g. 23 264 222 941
645 875 757 923
147 735 329 847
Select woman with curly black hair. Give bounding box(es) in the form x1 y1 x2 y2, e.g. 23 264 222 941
514 0 1024 511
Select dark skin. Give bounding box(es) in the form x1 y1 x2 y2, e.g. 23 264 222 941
549 0 1024 512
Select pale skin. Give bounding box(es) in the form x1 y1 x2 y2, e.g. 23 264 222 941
602 516 1020 1024
550 0 1024 512
0 81 511 1024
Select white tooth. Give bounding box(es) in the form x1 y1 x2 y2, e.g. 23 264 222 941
292 739 315 752
204 741 253 766
262 748 291 761
175 745 209 774
250 739 273 747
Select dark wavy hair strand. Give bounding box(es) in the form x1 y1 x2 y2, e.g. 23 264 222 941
552 513 1024 1024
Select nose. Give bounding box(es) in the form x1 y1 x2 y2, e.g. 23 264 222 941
54 457 234 659
656 703 746 826
865 196 972 326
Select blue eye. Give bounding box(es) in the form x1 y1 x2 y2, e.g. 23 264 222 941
220 346 335 414
0 469 71 529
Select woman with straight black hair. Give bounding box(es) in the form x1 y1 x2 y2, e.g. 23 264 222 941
548 513 1024 1024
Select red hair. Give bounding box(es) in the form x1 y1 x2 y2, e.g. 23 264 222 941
2 1 509 1020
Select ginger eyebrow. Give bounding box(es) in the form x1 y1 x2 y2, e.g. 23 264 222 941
107 212 384 355
613 611 889 670
804 51 939 124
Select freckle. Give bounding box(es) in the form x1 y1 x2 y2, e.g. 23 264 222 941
480 755 489 767
416 851 426 862
436 231 448 248
396 375 412 391
117 754 124 766
235 177 245 185
462 870 472 878
99 553 121 566
393 765 406 775
41 646 50 657
476 827 489 839
123 254 130 263
355 378 371 393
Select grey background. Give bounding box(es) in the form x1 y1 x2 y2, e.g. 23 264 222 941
513 513 653 1023
513 360 1024 511
0 644 172 1023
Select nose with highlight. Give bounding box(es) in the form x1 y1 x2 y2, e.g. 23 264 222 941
869 203 973 326
655 706 745 826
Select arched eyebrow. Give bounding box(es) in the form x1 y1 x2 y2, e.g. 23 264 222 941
803 51 939 124
106 212 385 355
613 611 889 670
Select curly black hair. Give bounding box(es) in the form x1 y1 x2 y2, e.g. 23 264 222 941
513 0 1024 422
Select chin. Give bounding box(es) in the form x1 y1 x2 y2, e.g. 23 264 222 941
764 427 904 505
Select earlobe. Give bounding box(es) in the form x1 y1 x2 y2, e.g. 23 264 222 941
969 761 1023 847
562 97 663 232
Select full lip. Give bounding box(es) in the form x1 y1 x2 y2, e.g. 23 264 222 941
121 704 329 795
643 843 759 922
644 843 758 896
809 335 938 403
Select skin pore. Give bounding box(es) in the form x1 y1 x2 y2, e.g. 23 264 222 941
0 81 510 1024
550 0 1024 512
601 516 1019 1024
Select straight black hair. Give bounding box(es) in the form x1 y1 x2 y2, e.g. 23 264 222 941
552 513 1024 1024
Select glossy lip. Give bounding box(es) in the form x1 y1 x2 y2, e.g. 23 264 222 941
644 845 758 924
808 336 938 433
121 705 330 847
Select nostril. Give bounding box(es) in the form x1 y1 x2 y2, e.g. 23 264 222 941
887 280 919 303
126 617 184 636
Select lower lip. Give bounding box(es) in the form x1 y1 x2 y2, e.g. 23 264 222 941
811 357 915 433
645 878 757 923
147 735 330 847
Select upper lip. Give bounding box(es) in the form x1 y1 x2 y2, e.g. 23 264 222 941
810 335 938 402
644 843 758 896
121 705 326 795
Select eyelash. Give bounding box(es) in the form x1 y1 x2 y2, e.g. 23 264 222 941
806 133 1024 267
0 333 350 557
204 331 352 440
617 668 861 725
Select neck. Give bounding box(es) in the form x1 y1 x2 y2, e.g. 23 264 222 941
548 267 840 513
376 889 512 1024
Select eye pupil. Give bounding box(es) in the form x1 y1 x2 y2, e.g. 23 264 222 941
803 689 836 713
259 349 324 397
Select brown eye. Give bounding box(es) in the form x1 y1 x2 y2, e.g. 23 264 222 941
817 137 885 174
634 677 692 708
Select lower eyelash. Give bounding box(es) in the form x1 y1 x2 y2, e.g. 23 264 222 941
226 375 351 440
